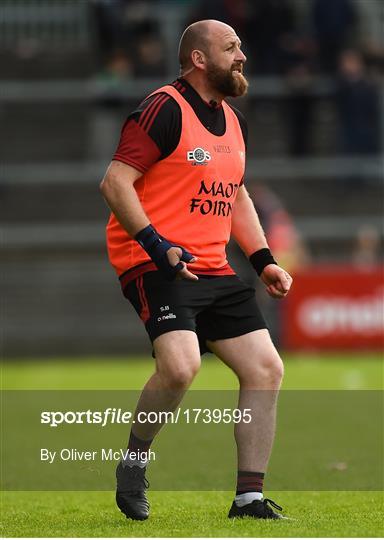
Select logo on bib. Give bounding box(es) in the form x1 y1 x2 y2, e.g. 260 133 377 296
187 147 211 165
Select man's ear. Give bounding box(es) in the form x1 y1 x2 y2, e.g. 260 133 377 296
191 49 206 70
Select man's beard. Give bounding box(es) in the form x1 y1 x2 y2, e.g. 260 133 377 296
206 61 248 97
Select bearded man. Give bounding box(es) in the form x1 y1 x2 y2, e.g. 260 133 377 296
100 19 292 521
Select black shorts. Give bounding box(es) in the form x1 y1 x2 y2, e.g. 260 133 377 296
123 272 267 354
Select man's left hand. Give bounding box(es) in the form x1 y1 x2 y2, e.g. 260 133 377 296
260 264 293 299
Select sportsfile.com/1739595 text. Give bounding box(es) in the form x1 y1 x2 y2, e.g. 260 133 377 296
40 408 252 427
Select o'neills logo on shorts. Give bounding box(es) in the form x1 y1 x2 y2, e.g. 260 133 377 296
187 147 211 165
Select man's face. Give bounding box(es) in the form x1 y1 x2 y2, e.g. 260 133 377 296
205 28 248 97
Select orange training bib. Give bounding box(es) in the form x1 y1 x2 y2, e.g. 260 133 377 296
106 85 246 276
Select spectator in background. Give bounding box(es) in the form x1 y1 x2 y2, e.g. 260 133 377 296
311 0 357 73
90 0 131 71
100 49 133 84
284 36 316 156
132 21 166 78
336 50 381 155
250 184 309 274
247 0 296 74
352 225 381 269
90 0 166 79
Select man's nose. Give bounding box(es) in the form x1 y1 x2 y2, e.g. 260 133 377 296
236 49 247 63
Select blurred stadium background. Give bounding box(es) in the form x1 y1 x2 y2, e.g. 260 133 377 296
1 0 383 357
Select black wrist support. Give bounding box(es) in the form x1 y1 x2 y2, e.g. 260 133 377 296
135 224 161 253
249 248 277 276
135 224 194 280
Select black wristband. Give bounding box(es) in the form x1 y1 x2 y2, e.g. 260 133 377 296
134 224 161 252
249 248 277 276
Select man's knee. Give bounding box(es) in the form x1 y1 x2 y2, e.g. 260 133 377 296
265 354 284 384
154 331 201 388
158 356 200 388
241 352 284 388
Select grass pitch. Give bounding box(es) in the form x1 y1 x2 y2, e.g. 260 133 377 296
1 353 383 537
2 490 383 537
3 352 383 390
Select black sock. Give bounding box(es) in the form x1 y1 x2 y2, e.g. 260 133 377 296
128 430 153 453
236 471 265 495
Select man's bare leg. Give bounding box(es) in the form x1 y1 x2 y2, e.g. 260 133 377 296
116 329 201 520
207 329 285 518
131 329 201 442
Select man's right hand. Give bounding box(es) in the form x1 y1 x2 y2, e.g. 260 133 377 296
135 224 198 281
166 247 198 281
